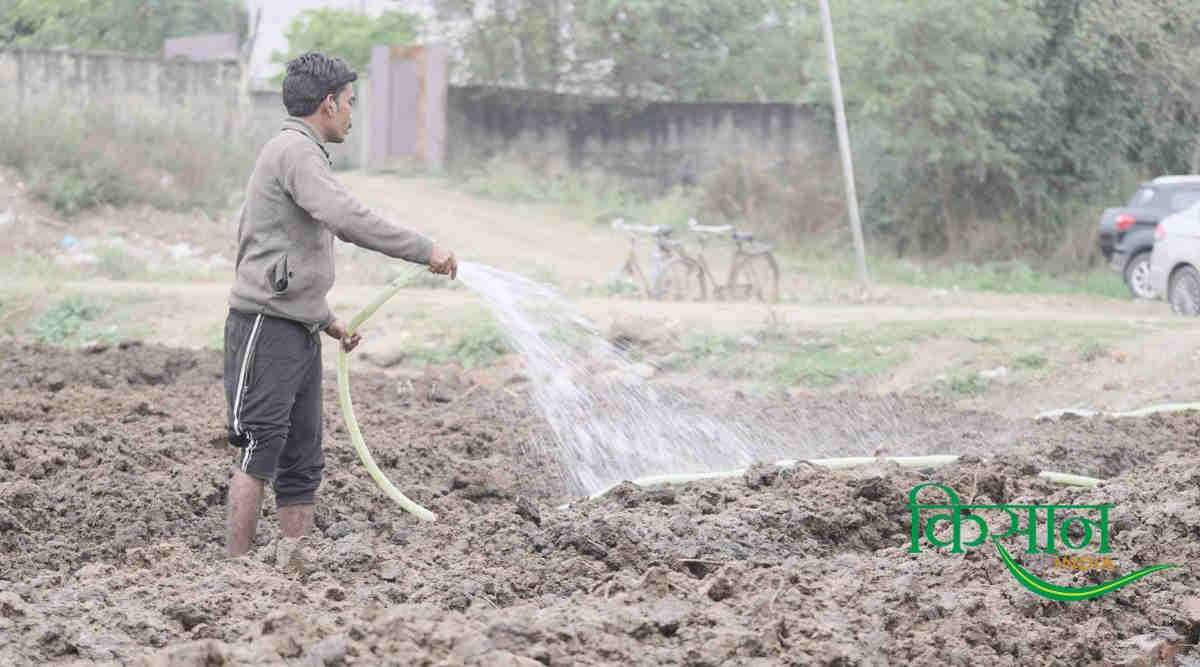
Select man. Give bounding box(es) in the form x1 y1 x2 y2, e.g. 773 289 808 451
223 51 456 557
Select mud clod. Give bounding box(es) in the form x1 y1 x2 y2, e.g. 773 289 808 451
515 496 542 526
44 373 66 392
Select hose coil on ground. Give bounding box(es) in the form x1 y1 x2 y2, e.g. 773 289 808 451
336 274 437 521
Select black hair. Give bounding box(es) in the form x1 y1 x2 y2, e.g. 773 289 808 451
281 51 358 117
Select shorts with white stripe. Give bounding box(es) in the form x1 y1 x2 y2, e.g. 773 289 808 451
223 309 325 507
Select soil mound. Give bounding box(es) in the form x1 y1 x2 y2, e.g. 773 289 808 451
2 343 1198 665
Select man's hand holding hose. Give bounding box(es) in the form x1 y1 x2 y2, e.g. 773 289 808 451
323 318 362 352
429 244 458 279
325 244 456 354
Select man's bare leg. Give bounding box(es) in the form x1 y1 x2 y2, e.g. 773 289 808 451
227 469 265 557
279 504 315 538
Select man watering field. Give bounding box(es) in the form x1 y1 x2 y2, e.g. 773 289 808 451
223 51 457 557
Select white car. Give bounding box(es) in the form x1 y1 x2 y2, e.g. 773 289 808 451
1149 199 1200 315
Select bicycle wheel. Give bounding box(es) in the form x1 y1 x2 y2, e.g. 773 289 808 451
611 253 650 298
730 250 779 302
651 258 707 301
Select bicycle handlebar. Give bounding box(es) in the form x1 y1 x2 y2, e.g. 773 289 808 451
686 218 733 234
612 218 671 236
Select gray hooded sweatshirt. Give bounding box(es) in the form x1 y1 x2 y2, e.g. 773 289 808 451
228 118 433 332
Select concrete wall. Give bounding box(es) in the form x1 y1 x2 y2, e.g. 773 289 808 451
0 46 368 169
447 86 835 191
1 47 833 183
0 47 240 138
163 33 239 61
248 88 370 170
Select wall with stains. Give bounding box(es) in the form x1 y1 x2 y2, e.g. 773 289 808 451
447 86 834 192
0 47 834 183
0 47 240 139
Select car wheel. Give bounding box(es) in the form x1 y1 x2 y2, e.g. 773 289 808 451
1169 265 1200 316
1123 251 1155 299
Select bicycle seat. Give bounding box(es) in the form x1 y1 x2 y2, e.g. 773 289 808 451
732 230 755 242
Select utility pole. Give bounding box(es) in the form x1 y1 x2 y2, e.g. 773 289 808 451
818 0 869 285
237 8 261 136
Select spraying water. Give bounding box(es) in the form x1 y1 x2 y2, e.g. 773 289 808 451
457 261 792 497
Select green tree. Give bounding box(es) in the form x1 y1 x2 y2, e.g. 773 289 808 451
440 0 1199 260
575 0 776 100
0 0 246 54
1022 0 1200 204
805 0 1200 257
801 0 1045 256
269 8 421 84
439 0 805 102
436 0 572 92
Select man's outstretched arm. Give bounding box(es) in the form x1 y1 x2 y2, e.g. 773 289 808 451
282 145 443 267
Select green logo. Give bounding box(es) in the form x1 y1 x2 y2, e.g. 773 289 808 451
908 483 1176 601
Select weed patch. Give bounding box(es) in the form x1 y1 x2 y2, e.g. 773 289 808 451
934 371 991 396
1013 353 1048 369
449 155 701 230
0 102 252 216
401 317 512 370
449 320 512 369
28 295 112 344
96 246 138 281
1079 341 1111 363
791 248 1129 300
673 330 902 388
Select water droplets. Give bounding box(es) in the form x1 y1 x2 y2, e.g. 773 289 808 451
457 261 764 497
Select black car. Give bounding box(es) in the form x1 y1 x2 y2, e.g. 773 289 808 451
1099 175 1200 299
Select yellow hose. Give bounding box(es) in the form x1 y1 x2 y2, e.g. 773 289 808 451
336 274 437 521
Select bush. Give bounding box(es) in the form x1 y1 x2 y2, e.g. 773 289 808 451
1013 353 1048 369
42 165 130 216
449 321 512 370
0 101 253 216
934 372 991 396
29 295 106 343
698 149 845 245
401 318 513 370
449 153 702 229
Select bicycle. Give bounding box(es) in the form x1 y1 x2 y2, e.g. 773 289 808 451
610 219 707 300
685 218 780 303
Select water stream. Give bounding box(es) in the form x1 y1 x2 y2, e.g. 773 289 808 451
456 261 801 497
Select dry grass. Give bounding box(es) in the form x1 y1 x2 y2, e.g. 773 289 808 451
1047 213 1105 273
698 149 845 244
0 100 253 216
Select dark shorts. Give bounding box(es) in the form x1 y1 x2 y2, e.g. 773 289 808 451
223 309 324 506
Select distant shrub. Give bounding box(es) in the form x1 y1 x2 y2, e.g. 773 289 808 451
29 295 105 343
0 101 253 216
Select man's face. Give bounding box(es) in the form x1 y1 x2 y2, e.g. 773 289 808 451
324 84 355 143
